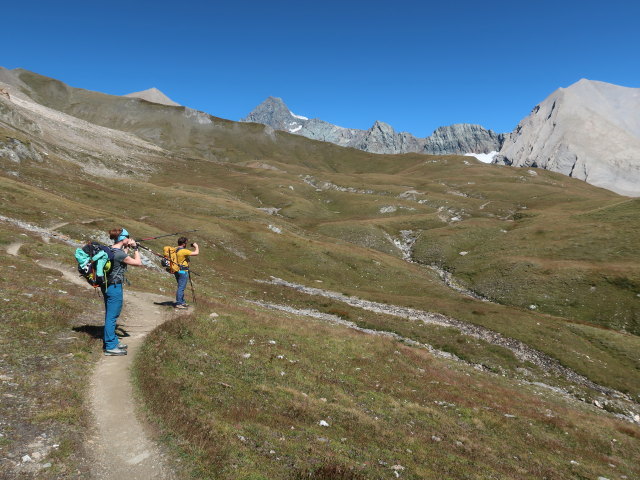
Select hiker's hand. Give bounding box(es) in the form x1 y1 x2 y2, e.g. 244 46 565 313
192 243 198 248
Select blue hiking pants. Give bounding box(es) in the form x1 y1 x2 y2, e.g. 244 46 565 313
174 271 189 305
102 283 123 350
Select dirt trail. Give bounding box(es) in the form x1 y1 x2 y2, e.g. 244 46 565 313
87 287 176 480
6 241 176 479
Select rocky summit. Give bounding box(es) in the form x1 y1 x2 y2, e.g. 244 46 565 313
124 87 181 107
242 96 505 155
495 79 640 196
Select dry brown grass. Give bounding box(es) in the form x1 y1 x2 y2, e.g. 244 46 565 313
133 297 640 479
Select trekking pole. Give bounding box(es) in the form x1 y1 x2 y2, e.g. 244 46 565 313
137 230 199 242
188 273 197 306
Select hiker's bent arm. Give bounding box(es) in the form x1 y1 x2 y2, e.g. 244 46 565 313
124 241 143 266
124 250 142 266
190 242 199 256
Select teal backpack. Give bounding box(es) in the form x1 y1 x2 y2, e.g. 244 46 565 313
75 241 115 288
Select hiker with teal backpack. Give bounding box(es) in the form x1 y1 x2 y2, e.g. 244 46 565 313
163 236 199 309
101 228 142 355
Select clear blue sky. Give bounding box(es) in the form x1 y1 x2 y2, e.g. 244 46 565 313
2 1 638 135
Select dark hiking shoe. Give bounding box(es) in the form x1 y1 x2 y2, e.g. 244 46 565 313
104 348 128 356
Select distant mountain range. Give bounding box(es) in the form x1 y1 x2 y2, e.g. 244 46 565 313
243 81 640 196
0 65 637 196
242 97 505 157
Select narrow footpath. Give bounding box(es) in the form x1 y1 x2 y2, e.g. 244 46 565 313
85 286 176 480
7 241 176 479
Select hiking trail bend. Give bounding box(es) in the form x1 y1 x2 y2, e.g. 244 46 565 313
7 242 177 479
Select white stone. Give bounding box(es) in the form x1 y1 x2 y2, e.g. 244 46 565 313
319 420 330 427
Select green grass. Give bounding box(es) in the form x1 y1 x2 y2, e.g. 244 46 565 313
134 302 640 479
0 226 99 478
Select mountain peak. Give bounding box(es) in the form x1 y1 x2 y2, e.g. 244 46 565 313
251 97 290 115
243 96 309 131
265 96 287 106
370 120 395 134
124 87 180 107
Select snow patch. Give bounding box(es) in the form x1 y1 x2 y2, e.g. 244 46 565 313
289 125 302 133
464 151 498 163
290 111 308 120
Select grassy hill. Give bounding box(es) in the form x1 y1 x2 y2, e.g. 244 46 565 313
0 69 639 478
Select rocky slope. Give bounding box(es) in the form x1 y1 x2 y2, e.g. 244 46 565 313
495 79 640 196
243 96 505 155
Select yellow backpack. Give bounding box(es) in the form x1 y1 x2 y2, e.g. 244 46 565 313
162 246 184 274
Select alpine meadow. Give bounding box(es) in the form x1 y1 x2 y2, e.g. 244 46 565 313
0 68 639 480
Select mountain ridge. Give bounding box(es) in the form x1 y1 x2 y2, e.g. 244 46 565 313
242 96 505 156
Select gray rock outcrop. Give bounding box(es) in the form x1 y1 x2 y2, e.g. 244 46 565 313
425 124 506 155
495 79 640 196
242 97 504 155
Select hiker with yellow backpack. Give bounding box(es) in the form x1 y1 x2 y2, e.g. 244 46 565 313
163 236 199 309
